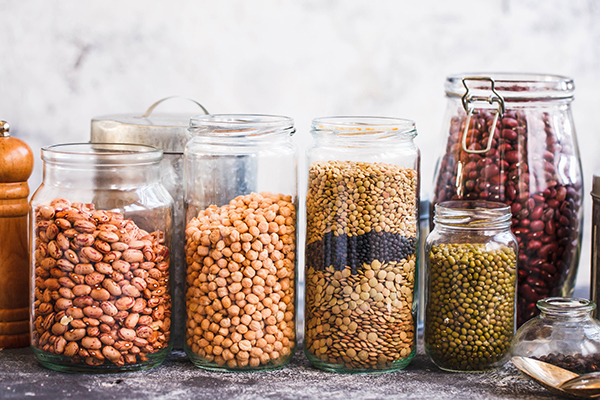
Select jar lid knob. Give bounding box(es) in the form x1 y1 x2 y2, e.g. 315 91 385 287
0 121 9 137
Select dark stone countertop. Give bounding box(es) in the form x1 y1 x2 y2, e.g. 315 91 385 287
0 346 566 400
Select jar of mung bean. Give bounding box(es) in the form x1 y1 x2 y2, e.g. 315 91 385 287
30 144 174 373
424 200 517 372
184 115 297 371
305 116 420 373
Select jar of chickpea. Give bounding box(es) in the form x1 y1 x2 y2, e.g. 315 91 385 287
184 115 297 371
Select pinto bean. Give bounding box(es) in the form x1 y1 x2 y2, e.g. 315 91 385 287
33 202 171 367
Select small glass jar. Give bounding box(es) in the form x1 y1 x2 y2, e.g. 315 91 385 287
304 116 420 373
431 74 583 327
30 143 174 373
184 114 297 371
511 298 600 374
424 201 517 372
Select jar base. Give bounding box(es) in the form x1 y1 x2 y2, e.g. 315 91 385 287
304 347 416 374
434 365 503 373
32 346 171 374
428 356 509 374
184 344 294 372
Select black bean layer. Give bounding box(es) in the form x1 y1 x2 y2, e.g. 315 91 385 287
306 231 416 272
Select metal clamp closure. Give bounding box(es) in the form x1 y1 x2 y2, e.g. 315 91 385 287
461 77 505 154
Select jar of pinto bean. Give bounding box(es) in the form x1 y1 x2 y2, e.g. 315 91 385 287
432 74 583 327
184 115 297 371
30 144 173 373
424 201 517 372
304 117 420 373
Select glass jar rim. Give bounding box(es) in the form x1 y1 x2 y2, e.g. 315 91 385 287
537 297 596 315
433 200 512 229
445 73 574 101
189 114 295 138
41 143 163 165
311 116 416 140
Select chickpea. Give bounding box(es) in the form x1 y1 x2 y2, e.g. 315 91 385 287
185 192 296 370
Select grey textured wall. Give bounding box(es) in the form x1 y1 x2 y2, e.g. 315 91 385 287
2 0 599 288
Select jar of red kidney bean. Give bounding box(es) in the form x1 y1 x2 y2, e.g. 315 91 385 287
431 73 583 327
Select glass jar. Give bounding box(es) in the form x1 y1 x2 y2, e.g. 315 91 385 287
424 201 517 372
184 114 297 371
304 116 420 373
431 73 583 327
511 298 600 374
30 143 174 373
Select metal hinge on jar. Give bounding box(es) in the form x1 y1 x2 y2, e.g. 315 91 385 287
461 77 506 154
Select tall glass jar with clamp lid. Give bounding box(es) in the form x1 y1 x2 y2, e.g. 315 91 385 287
431 74 583 327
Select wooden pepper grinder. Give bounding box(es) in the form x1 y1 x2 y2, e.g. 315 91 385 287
0 120 33 349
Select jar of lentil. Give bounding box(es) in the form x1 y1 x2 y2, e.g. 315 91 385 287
304 116 420 373
30 143 173 373
431 74 583 327
511 298 600 375
424 201 517 372
184 114 297 371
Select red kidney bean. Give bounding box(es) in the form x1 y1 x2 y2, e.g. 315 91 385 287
529 206 543 221
529 220 545 232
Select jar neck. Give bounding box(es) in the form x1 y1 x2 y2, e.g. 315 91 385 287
189 114 294 146
310 116 417 147
537 297 596 322
445 73 574 102
433 200 512 232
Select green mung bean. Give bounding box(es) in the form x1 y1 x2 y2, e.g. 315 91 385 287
424 243 516 372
